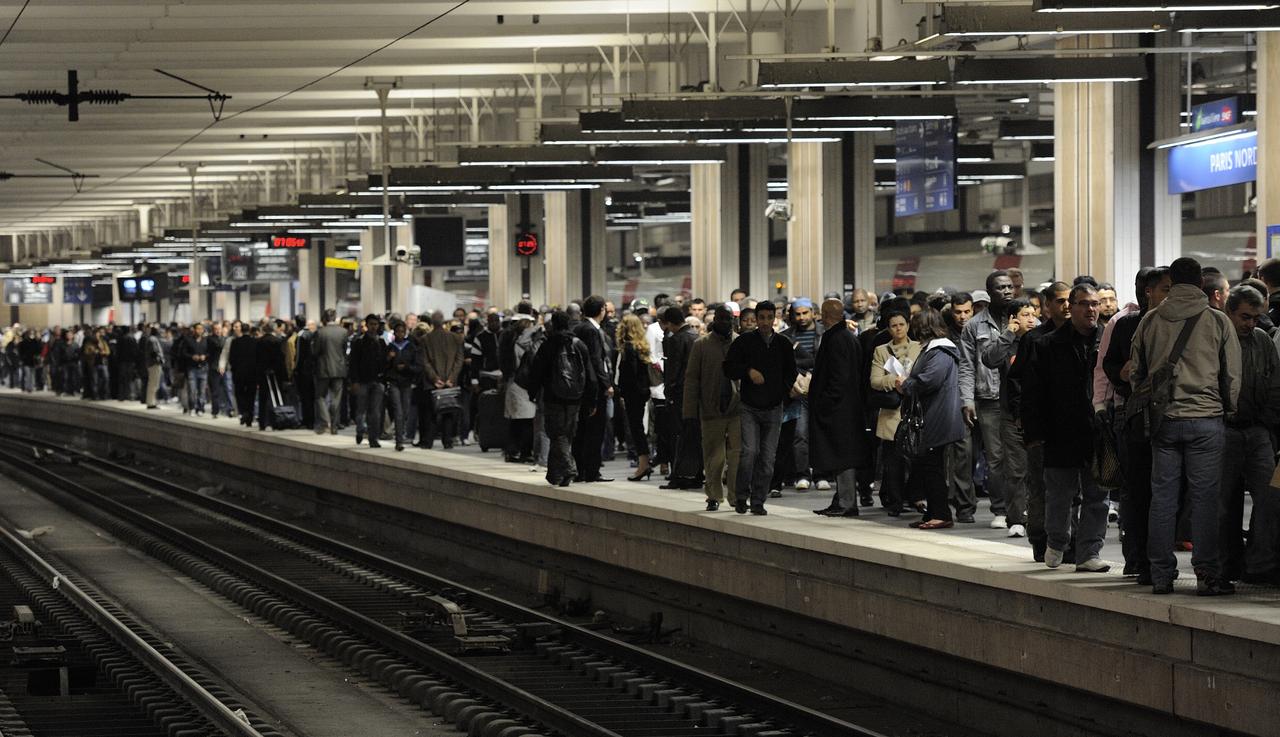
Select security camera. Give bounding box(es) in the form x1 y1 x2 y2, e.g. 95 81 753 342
394 244 421 264
765 200 793 222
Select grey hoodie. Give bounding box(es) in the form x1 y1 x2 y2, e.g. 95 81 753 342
1129 283 1240 420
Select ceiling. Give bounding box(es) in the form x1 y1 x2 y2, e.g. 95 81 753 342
0 0 1265 248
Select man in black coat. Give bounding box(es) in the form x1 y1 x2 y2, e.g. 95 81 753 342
1022 284 1110 574
255 320 289 431
660 306 703 489
571 295 614 482
723 300 797 515
811 299 870 517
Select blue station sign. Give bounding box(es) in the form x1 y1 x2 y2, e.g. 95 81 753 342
63 275 93 304
1191 97 1238 133
1167 130 1257 194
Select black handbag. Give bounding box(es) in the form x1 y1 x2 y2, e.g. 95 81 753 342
894 396 927 459
432 386 464 414
869 388 901 410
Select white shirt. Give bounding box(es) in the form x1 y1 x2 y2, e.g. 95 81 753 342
645 321 666 400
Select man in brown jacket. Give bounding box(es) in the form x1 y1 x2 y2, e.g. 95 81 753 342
684 305 741 511
420 313 465 448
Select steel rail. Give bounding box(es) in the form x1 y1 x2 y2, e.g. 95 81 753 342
2 428 886 737
0 440 623 737
0 521 265 737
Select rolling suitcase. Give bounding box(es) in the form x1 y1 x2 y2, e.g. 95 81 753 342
266 372 301 430
475 388 509 452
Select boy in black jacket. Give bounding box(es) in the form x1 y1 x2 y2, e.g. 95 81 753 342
723 301 797 515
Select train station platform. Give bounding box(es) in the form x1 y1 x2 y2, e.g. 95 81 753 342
0 389 1277 737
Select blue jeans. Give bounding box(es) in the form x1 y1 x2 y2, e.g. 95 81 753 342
386 384 414 445
93 365 110 400
737 404 783 508
188 369 208 413
1149 417 1225 584
351 382 385 440
1043 465 1108 562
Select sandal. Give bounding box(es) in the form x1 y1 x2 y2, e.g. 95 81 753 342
916 519 954 530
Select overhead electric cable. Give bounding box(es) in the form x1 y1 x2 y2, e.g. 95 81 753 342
0 0 32 50
3 0 470 228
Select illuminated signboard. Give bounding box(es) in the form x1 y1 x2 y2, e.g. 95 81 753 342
1191 97 1238 133
271 234 311 249
1168 130 1258 194
29 275 56 285
515 231 539 257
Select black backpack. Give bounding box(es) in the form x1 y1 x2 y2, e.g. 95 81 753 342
550 338 587 402
513 327 545 391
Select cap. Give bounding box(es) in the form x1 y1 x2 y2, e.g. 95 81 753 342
629 297 650 313
971 289 991 304
791 297 814 309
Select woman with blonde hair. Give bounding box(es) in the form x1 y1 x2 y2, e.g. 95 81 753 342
615 313 655 481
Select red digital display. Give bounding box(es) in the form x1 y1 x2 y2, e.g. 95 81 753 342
271 235 310 249
179 274 191 285
29 275 56 285
515 232 539 257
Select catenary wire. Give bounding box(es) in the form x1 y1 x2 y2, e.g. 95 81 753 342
1 0 470 229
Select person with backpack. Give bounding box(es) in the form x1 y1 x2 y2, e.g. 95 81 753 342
1130 257 1241 596
522 310 597 487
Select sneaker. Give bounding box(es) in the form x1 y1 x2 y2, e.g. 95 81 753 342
1007 524 1026 538
705 500 720 511
1044 548 1064 569
1076 558 1111 573
795 478 812 491
1196 576 1236 597
1107 502 1120 524
990 515 1008 530
815 479 831 491
768 489 783 498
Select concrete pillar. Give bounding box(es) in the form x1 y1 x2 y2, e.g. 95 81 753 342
1053 34 1141 290
359 229 388 315
1149 43 1183 270
1259 32 1280 259
135 205 153 240
295 240 333 317
846 132 877 296
690 157 737 303
487 201 520 310
688 145 771 302
786 141 843 301
544 190 584 307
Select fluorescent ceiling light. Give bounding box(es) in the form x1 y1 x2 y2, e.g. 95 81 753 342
696 136 841 145
792 97 956 122
597 146 726 166
1149 123 1255 150
488 183 600 190
740 126 892 133
458 146 592 166
1037 1 1276 11
1010 97 1031 104
374 185 483 192
757 60 950 89
956 58 1146 85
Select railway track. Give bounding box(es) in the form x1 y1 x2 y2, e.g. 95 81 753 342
0 431 885 737
0 509 272 737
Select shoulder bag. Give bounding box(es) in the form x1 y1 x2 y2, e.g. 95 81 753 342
894 395 927 459
1124 312 1201 440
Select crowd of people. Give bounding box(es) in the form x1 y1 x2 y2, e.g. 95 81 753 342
5 257 1279 597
